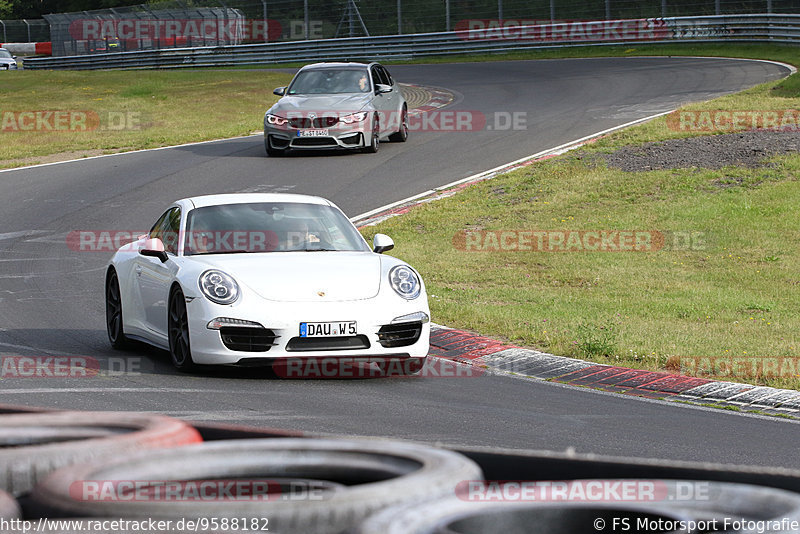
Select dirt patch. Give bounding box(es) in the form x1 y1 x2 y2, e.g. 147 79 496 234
603 130 800 172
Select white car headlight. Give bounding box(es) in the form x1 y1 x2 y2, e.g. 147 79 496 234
340 112 368 124
199 270 240 305
389 265 421 300
266 114 289 126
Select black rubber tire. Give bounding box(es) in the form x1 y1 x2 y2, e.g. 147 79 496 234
363 117 380 154
168 286 195 372
354 480 800 534
105 269 130 350
28 438 483 534
0 489 21 519
0 412 202 497
388 105 408 142
265 137 285 157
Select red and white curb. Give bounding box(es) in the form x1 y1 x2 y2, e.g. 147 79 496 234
429 325 800 416
0 42 51 56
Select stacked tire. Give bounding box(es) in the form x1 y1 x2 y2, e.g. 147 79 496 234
25 438 483 534
0 412 202 498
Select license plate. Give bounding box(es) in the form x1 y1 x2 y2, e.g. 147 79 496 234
300 321 356 337
297 129 329 137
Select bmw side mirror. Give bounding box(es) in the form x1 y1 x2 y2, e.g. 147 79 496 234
373 234 394 254
273 87 286 96
140 238 169 263
375 84 392 94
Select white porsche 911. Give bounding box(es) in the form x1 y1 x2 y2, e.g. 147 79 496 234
105 193 430 374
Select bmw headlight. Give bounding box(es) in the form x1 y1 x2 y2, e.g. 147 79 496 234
340 112 368 124
266 114 289 126
389 265 421 300
199 270 240 305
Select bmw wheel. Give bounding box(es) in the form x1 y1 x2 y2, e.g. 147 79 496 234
105 269 130 349
168 286 195 371
389 105 409 142
364 116 380 154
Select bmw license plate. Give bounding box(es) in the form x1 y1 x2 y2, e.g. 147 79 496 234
297 129 329 137
300 321 356 337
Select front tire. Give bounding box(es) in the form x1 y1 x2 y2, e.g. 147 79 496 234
364 117 380 154
388 105 408 142
168 286 195 372
105 269 130 350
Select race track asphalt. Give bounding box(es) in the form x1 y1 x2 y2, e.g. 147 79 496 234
0 57 796 468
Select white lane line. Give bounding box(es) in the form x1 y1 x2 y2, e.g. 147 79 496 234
351 110 675 223
0 388 234 394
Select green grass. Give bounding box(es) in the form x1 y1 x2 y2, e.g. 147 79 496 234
360 55 800 390
0 69 292 168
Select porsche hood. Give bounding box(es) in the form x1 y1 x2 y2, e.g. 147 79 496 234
193 251 382 302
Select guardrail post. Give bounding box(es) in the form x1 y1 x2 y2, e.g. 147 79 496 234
305 0 310 40
262 0 268 42
604 0 610 20
661 0 667 17
767 0 772 13
397 0 402 34
445 0 450 32
498 0 503 20
715 0 721 15
550 0 555 22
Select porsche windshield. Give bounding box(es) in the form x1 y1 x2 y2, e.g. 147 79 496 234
287 69 371 95
184 202 371 255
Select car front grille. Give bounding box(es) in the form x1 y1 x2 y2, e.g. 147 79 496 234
293 137 337 147
289 117 339 128
285 335 371 352
220 327 278 352
377 322 423 348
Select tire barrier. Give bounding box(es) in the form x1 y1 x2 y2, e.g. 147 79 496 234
27 438 483 534
0 490 21 519
354 479 800 534
0 412 202 497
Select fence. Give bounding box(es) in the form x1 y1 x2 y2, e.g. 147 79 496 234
21 14 800 70
7 0 800 57
0 19 48 43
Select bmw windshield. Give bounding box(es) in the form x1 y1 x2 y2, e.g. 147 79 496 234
287 69 371 95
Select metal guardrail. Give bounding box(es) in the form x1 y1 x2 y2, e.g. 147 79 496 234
23 13 800 70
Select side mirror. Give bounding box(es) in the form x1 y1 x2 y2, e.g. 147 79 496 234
373 234 394 254
375 84 392 94
273 87 286 96
140 238 169 263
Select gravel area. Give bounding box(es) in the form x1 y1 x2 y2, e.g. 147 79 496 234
603 130 800 171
